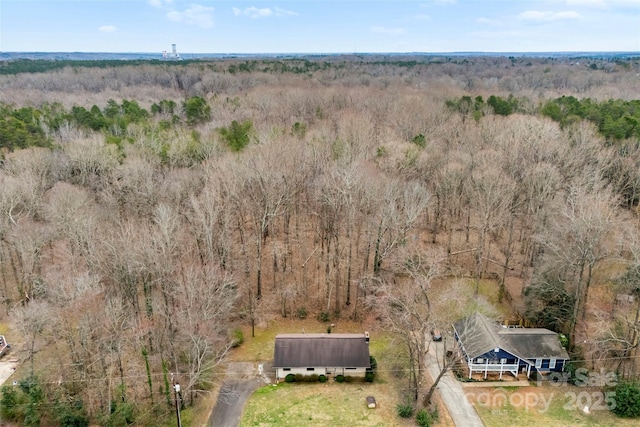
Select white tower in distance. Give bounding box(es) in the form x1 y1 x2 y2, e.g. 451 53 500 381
171 44 181 60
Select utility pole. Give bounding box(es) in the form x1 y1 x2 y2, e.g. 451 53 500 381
171 373 182 427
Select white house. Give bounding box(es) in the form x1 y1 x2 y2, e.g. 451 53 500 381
273 332 371 381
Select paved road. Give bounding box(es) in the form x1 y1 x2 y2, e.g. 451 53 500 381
208 361 272 427
426 342 484 427
0 358 18 386
209 379 263 427
0 338 18 387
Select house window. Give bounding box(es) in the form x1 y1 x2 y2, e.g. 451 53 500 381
283 368 291 371
500 358 507 364
549 359 556 369
346 368 356 370
535 359 542 369
306 368 315 371
476 358 484 363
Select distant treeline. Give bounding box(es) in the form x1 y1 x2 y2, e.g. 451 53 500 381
0 58 337 76
0 59 200 75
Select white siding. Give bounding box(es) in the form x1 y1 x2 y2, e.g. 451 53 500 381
276 366 367 381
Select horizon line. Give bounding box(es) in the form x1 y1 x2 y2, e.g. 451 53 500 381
2 50 639 55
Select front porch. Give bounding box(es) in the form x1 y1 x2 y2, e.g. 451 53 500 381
466 361 531 380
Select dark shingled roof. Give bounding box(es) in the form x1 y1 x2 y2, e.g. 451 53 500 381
273 333 371 368
453 312 569 363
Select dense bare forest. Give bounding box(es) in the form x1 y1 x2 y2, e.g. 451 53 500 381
1 55 640 425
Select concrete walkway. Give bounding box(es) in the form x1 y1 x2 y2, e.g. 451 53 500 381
426 342 484 427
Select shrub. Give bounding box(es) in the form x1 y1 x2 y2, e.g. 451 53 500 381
369 356 378 371
396 402 415 418
317 311 330 322
232 329 244 348
291 122 307 138
416 408 434 427
55 400 89 427
284 374 295 383
290 374 320 383
335 375 345 383
0 385 21 421
296 307 307 319
365 372 375 383
107 400 136 426
411 134 426 148
558 333 569 348
318 375 327 383
611 381 640 418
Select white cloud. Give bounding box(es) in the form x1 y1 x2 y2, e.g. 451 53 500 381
517 10 582 21
148 0 173 8
167 4 214 28
420 0 456 7
99 25 117 33
232 7 297 18
468 30 521 39
371 26 406 35
565 0 640 7
565 0 607 6
274 7 298 16
233 7 272 18
476 17 502 25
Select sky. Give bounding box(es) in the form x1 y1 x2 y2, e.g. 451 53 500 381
1 0 639 53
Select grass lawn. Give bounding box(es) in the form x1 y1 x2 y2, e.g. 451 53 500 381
467 384 640 427
240 381 406 427
236 317 423 427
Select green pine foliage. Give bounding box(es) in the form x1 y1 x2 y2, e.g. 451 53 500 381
447 94 640 141
541 96 640 141
0 97 216 154
0 376 51 426
182 96 211 125
0 105 49 151
611 381 640 418
446 94 520 119
218 120 254 152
